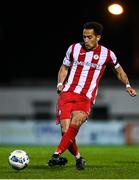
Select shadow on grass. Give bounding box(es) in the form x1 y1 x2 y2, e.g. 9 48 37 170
29 164 68 170
29 164 118 170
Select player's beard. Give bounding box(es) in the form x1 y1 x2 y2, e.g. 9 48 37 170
85 41 98 50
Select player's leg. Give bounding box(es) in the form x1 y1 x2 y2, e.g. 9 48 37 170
60 113 86 170
55 110 87 169
70 111 86 170
47 120 69 167
55 111 87 158
60 119 81 159
68 139 80 158
47 111 86 168
48 92 90 169
48 94 71 167
48 119 81 167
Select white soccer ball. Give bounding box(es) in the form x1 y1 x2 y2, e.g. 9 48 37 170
8 150 29 170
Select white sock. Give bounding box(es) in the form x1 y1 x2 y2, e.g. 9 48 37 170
75 152 81 160
54 152 59 155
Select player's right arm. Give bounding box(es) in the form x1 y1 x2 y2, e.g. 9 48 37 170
57 44 74 94
57 64 69 94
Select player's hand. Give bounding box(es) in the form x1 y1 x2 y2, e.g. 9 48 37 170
126 87 137 97
57 83 63 95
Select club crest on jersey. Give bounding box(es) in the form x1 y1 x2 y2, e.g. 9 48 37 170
93 54 99 60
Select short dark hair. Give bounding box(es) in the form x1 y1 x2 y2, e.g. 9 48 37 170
83 21 103 35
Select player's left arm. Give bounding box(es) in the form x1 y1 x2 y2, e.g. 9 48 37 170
112 65 137 97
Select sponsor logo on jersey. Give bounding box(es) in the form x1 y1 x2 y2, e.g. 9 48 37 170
73 60 101 70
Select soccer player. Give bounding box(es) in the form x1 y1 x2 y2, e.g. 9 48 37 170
48 21 137 170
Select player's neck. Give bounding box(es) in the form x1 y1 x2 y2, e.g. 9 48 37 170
81 42 100 51
92 44 99 50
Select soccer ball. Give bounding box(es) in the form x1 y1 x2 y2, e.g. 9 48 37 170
8 150 29 170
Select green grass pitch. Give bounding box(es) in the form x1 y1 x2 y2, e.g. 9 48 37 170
1 145 139 179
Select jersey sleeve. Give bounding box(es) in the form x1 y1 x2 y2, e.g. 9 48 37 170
109 50 120 69
63 44 73 67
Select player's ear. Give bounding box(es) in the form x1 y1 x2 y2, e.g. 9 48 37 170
97 35 101 41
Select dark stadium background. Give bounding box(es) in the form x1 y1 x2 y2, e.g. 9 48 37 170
0 0 139 85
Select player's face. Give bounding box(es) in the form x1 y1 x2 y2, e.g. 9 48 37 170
83 29 101 50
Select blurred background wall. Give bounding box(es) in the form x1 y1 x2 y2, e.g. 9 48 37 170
0 0 139 145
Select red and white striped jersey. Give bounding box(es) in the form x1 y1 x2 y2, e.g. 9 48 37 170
62 43 120 103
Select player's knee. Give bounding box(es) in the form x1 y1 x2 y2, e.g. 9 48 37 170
61 125 69 134
71 111 87 127
60 119 71 134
